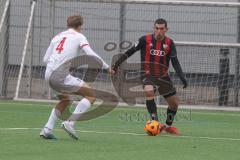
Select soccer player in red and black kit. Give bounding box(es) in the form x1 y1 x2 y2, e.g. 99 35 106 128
112 18 187 135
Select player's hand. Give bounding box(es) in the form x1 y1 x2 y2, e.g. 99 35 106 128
108 68 115 76
181 78 188 89
110 64 118 75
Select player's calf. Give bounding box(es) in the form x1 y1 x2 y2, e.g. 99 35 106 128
162 95 180 135
146 99 158 121
144 85 159 121
165 95 178 126
56 94 72 113
76 83 96 104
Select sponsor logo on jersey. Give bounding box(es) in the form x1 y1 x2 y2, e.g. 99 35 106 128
150 49 165 56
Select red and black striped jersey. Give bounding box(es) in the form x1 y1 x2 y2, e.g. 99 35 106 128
112 34 185 82
134 34 176 78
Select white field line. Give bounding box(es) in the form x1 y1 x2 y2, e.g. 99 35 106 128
0 127 240 142
2 100 240 112
0 109 239 117
4 98 240 111
0 102 239 117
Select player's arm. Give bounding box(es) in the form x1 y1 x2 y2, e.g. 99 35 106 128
43 42 53 64
170 40 188 88
112 37 144 72
80 35 109 69
81 45 109 69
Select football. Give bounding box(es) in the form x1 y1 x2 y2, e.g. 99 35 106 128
144 120 161 136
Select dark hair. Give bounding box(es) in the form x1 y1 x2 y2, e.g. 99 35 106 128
67 15 83 28
154 18 167 27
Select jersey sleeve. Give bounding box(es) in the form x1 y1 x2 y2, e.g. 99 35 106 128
79 35 90 49
135 36 145 51
79 35 109 69
43 41 54 64
169 39 177 57
81 45 109 69
170 39 186 82
124 36 145 57
112 36 145 71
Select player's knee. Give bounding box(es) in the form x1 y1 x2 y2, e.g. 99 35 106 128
170 101 178 109
144 86 155 97
58 95 71 105
64 99 71 106
174 102 179 108
145 90 154 98
86 96 96 104
166 95 179 109
84 87 96 104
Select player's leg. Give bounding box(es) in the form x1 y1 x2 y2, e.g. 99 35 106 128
40 94 71 139
61 76 95 140
67 82 95 124
40 71 74 139
163 94 180 135
144 85 158 121
55 94 72 113
156 75 179 134
165 95 178 126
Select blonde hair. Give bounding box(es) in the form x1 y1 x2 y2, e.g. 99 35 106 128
67 15 83 29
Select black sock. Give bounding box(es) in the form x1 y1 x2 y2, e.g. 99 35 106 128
146 99 158 121
166 107 177 126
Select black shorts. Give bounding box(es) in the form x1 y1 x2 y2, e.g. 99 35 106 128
142 75 176 98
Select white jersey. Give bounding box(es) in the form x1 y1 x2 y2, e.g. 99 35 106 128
43 28 109 80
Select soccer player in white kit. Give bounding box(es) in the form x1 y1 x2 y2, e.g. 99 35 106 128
40 15 114 140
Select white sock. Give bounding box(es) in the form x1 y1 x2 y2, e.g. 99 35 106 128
68 98 91 126
45 108 60 130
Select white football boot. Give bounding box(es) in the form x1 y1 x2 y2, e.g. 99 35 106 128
61 121 79 140
40 127 57 140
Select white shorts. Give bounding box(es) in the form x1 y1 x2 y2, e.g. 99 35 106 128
45 68 84 93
